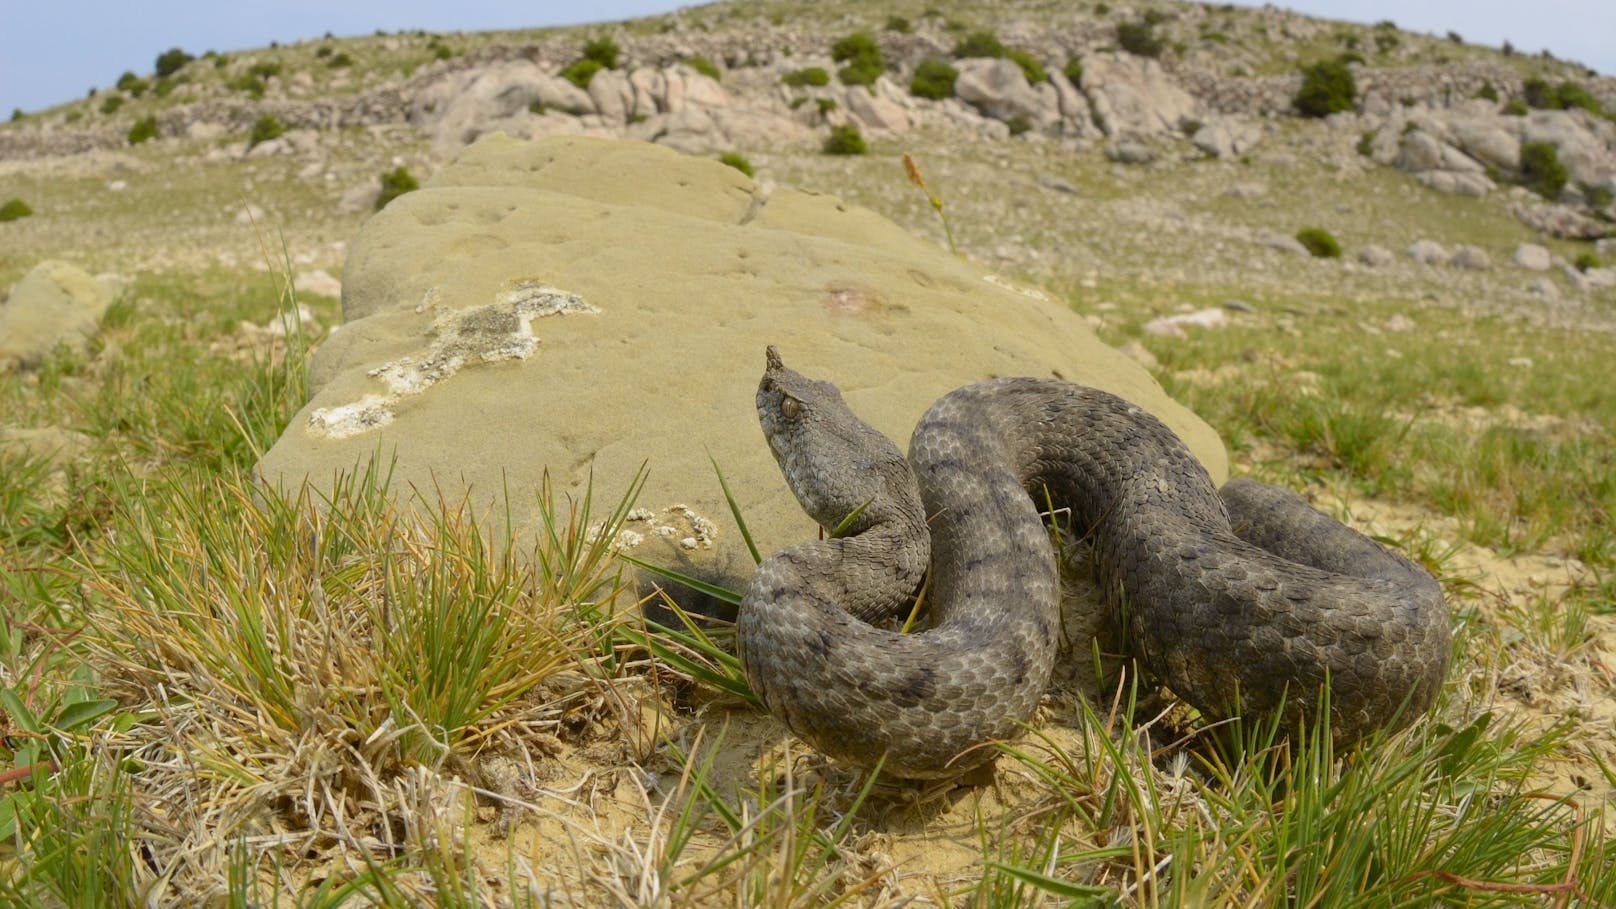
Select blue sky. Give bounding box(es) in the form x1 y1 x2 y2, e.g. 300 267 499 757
3 2 1612 117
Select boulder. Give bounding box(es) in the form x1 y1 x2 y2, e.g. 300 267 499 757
1512 243 1552 271
953 58 1056 128
844 85 911 133
587 69 635 124
0 260 121 371
1358 245 1394 267
1450 245 1491 270
1407 239 1449 266
256 135 1226 594
1191 116 1261 158
1079 53 1197 138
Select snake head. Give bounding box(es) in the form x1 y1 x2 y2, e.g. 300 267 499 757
756 346 914 534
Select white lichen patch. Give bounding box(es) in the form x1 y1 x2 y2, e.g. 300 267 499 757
983 273 1050 300
307 394 396 439
307 282 598 438
586 503 719 553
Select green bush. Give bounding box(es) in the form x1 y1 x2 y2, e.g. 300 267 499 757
583 36 620 68
127 116 158 145
1519 141 1568 199
155 48 194 78
1295 58 1356 117
115 71 148 95
247 61 282 80
0 198 33 222
1502 99 1528 116
328 52 354 68
885 16 912 33
100 95 125 115
822 124 867 155
1356 130 1376 156
1006 114 1032 136
561 58 603 89
9 109 21 122
1473 82 1499 102
1523 78 1603 115
247 114 285 148
1586 183 1614 209
1007 49 1047 84
781 67 829 87
831 31 884 86
685 56 721 80
1295 227 1342 258
1116 20 1164 57
227 74 266 98
718 152 754 177
815 98 837 114
1573 252 1600 272
952 31 1007 59
376 166 420 210
1063 58 1084 84
910 59 959 99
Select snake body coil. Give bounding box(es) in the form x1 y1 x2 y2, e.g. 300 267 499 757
738 348 1450 778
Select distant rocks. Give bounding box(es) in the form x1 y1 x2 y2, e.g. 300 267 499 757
1406 239 1450 266
0 260 122 371
1512 243 1553 271
1357 245 1394 267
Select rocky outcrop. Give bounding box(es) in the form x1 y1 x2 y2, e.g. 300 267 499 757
255 135 1225 590
0 260 122 371
1081 53 1198 138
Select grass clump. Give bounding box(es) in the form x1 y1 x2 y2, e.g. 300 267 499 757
1063 57 1085 84
327 51 353 68
1296 226 1342 258
717 151 754 177
909 58 959 100
1116 19 1165 57
115 71 148 96
154 47 194 78
885 15 912 33
1519 141 1568 199
1007 49 1047 84
0 197 33 222
98 94 124 115
126 115 157 145
376 165 420 210
684 55 721 80
582 35 620 69
831 30 884 87
561 57 603 89
952 30 1008 59
246 113 284 148
822 124 867 155
781 66 828 87
226 73 265 98
1295 57 1357 117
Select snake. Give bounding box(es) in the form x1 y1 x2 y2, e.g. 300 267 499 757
736 347 1451 779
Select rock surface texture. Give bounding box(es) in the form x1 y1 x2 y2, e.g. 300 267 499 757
255 134 1225 589
0 260 121 371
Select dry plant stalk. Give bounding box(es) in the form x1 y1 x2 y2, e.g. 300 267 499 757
903 153 959 257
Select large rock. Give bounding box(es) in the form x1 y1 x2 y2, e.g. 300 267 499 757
255 135 1225 593
953 58 1056 128
0 260 121 371
1079 53 1198 138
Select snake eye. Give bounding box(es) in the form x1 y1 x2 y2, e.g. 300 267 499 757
780 395 802 419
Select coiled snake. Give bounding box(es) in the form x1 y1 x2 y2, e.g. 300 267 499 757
737 347 1450 778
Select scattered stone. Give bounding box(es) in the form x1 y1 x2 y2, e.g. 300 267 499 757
1512 243 1552 271
1221 299 1256 313
1191 116 1261 158
294 270 342 299
1450 245 1491 270
338 178 382 214
0 261 122 371
1406 239 1449 266
1384 313 1416 332
1262 234 1310 256
0 426 94 466
1036 173 1078 194
1507 356 1534 369
1143 307 1229 337
1358 245 1394 267
954 58 1056 128
1527 277 1560 299
1104 141 1155 164
1080 52 1198 138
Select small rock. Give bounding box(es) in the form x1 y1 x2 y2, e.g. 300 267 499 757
1221 299 1256 313
1384 314 1416 332
1143 307 1228 337
0 261 122 371
1450 245 1490 270
1507 357 1534 369
1512 243 1552 271
1527 277 1560 299
1104 141 1155 164
1263 234 1310 256
0 426 94 465
234 204 267 225
294 270 342 299
1358 245 1394 267
1407 239 1449 266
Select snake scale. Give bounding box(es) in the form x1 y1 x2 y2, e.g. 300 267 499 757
737 347 1451 778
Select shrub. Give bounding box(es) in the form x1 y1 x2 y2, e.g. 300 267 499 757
885 16 912 34
909 59 959 99
0 198 33 222
127 116 158 145
1116 20 1164 57
116 71 148 95
1573 252 1599 272
376 166 420 210
831 31 883 86
1007 49 1047 84
1063 58 1084 84
582 36 620 68
1585 183 1614 209
822 124 867 155
1356 130 1376 156
561 58 603 89
1006 114 1032 136
9 108 20 122
1296 227 1342 258
782 67 829 87
718 152 754 177
1519 141 1568 199
155 48 194 78
1474 82 1499 102
685 56 721 80
248 61 282 80
328 52 354 68
815 98 838 114
100 95 125 115
953 31 1007 59
1295 58 1356 117
228 74 266 97
247 114 284 148
1502 99 1528 116
1524 78 1602 114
